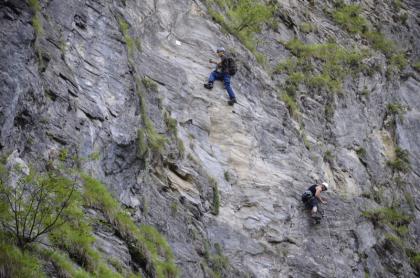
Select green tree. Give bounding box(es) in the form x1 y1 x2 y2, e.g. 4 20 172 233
228 0 274 33
0 164 75 249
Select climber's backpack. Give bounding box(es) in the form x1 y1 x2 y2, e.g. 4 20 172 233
226 57 237 76
301 190 312 203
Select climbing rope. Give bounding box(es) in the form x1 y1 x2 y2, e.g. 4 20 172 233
323 208 338 278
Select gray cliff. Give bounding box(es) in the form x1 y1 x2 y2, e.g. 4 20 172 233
0 0 419 277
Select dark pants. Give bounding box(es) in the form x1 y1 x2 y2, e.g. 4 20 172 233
304 197 318 210
208 70 236 100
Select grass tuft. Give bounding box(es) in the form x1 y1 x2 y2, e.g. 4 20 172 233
118 17 135 56
387 147 410 173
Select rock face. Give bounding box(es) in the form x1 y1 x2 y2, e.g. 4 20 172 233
0 0 419 277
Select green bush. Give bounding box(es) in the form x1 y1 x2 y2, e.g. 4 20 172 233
209 177 220 215
28 0 44 37
387 103 405 116
145 118 167 153
356 147 367 160
136 78 167 155
332 4 368 34
137 225 177 278
206 0 275 64
177 139 185 158
118 17 135 56
399 12 408 25
364 31 395 57
274 58 298 74
389 52 407 71
209 243 228 276
299 22 315 33
407 251 420 272
413 61 420 72
0 165 76 250
142 77 158 92
392 0 403 11
164 113 178 134
228 0 274 33
82 174 119 219
46 250 91 278
387 147 410 173
81 175 177 277
137 129 148 158
0 241 45 278
307 74 341 93
280 92 299 119
282 39 365 93
384 233 404 249
362 207 412 228
331 3 399 61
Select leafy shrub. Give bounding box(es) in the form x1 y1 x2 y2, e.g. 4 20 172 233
364 31 395 57
118 17 135 56
332 4 368 34
389 52 407 71
362 207 412 228
413 61 420 72
137 129 148 158
383 233 404 249
280 92 299 119
0 240 45 278
136 78 167 155
45 249 91 278
0 164 76 250
282 39 365 94
331 3 400 61
387 103 405 116
356 147 367 160
274 58 298 74
81 175 178 277
205 0 276 64
387 147 410 173
299 22 316 33
209 177 220 215
28 0 44 37
82 174 119 219
142 77 158 92
406 250 420 272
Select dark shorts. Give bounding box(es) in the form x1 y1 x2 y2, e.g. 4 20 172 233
304 197 318 209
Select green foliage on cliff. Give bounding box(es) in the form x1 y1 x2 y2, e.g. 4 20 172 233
299 22 316 33
387 147 411 173
276 38 367 111
362 207 412 238
331 3 407 75
82 175 178 278
28 0 44 37
0 158 177 277
208 176 220 215
0 239 45 278
332 4 368 34
205 0 276 64
136 78 167 156
118 17 135 56
0 164 76 250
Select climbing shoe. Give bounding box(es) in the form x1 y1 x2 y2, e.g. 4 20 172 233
204 83 213 89
228 98 237 106
311 213 322 223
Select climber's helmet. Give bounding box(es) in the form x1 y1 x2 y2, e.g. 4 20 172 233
216 47 225 54
321 182 329 191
